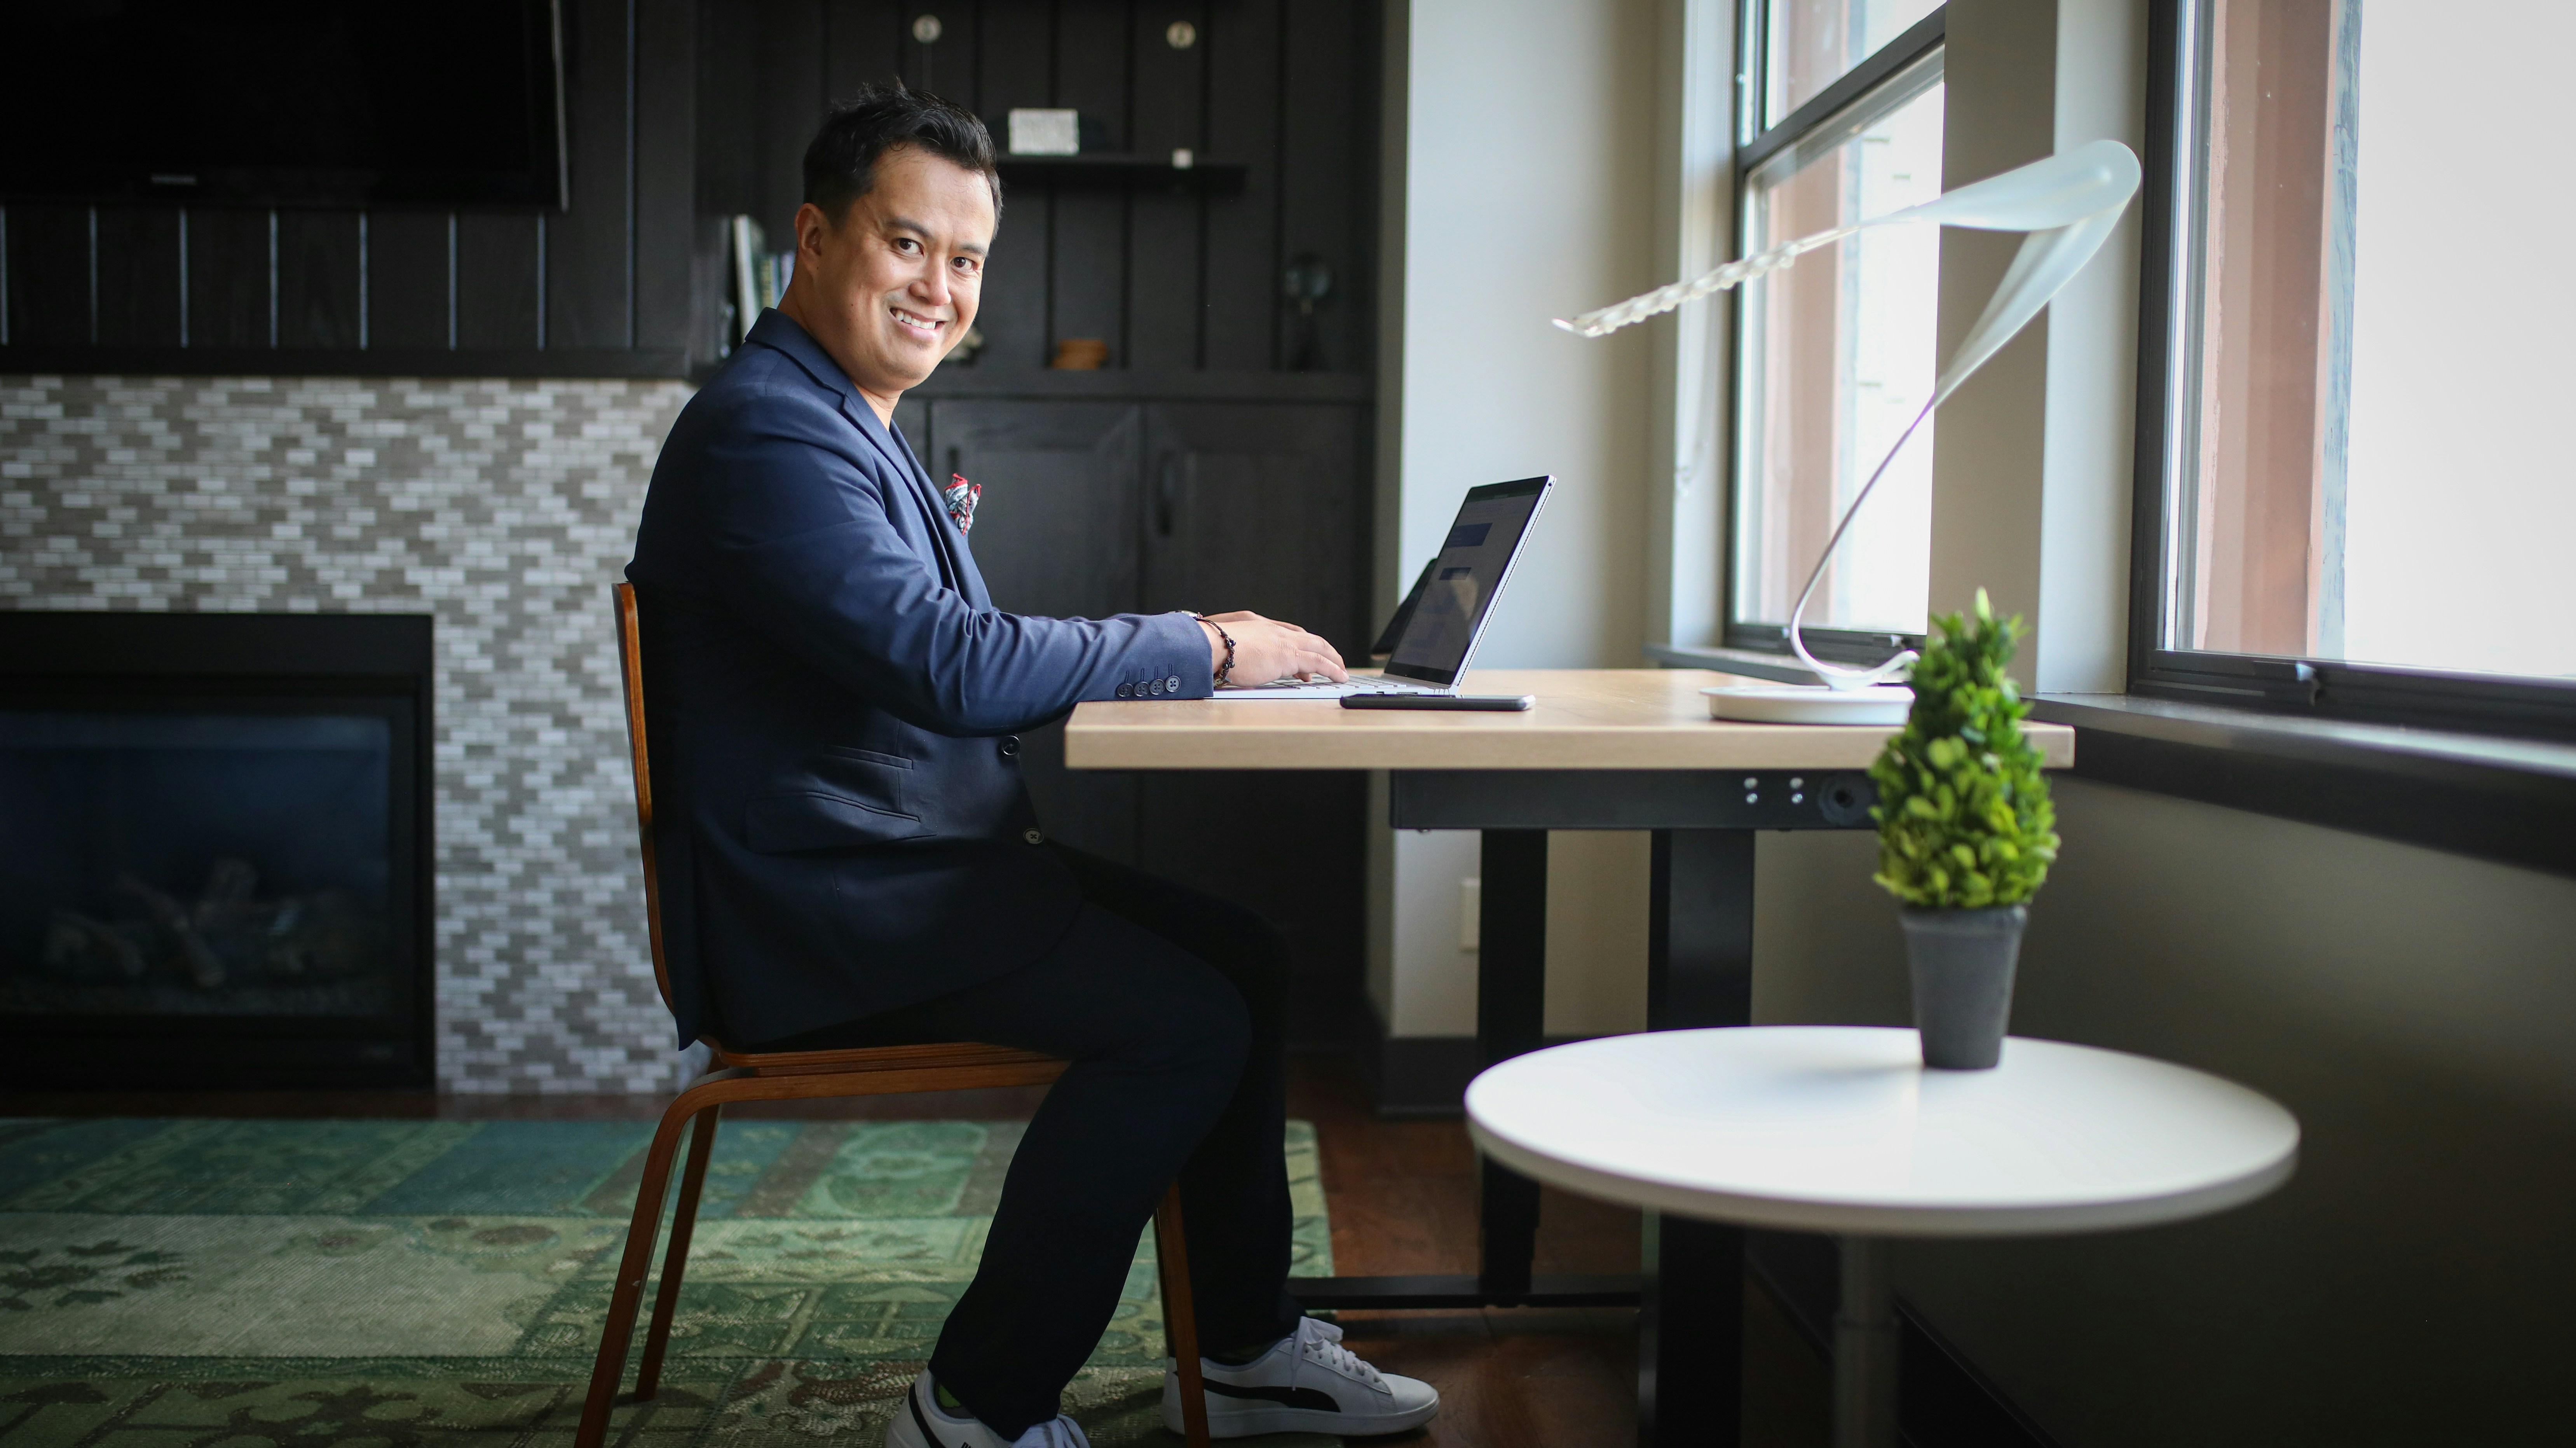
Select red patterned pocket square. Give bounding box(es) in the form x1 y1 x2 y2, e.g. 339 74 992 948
943 473 982 534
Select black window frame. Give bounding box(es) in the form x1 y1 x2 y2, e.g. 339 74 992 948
2130 0 2576 745
1720 2 1948 668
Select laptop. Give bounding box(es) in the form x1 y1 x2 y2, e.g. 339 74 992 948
1216 474 1555 699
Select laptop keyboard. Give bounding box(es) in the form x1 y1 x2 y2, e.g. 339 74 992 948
1215 674 1450 699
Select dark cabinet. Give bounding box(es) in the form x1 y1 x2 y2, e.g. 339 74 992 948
934 400 1144 864
935 402 1142 622
909 395 1370 1041
1141 403 1370 655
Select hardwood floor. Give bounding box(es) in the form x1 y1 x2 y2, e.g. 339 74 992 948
0 1052 1831 1448
1287 1052 1831 1448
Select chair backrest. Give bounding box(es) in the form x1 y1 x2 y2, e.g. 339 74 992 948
612 582 680 1024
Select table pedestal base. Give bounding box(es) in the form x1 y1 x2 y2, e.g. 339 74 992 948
1834 1237 1898 1448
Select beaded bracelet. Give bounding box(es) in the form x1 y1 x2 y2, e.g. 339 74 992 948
1192 613 1236 687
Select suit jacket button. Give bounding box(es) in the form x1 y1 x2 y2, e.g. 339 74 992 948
1022 828 1044 845
1116 683 1132 698
1166 675 1181 690
1148 679 1164 696
999 736 1020 759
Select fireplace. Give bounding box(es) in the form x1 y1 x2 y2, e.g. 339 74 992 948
0 613 433 1088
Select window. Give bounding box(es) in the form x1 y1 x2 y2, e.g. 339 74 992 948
2142 0 2576 732
1727 5 1947 658
1757 0 1944 131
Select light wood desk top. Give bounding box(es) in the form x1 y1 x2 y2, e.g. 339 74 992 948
1065 669 2077 772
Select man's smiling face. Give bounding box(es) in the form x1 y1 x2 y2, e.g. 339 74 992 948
781 143 996 419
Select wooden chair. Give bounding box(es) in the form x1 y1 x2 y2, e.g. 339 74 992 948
577 583 1210 1448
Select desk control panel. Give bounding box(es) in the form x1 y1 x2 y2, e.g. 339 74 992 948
1389 769 1880 832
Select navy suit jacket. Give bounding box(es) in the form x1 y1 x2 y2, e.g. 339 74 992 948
627 310 1212 1047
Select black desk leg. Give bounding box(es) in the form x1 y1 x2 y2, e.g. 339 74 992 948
1476 828 1548 1300
1641 829 1755 1448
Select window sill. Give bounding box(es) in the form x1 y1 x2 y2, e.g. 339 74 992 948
1646 644 2576 878
2029 693 2576 879
1644 641 1824 683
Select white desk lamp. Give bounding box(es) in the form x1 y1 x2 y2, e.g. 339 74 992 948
1557 139 2142 723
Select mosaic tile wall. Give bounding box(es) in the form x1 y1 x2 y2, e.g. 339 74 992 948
0 373 696 1092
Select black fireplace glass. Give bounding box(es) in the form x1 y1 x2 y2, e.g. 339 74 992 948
0 708 399 1019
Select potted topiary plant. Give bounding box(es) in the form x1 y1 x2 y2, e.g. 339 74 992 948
1868 590 2060 1069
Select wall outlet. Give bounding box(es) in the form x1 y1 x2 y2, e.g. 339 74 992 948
1460 877 1481 952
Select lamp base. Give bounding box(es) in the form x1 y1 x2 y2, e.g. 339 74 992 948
1703 684 1914 725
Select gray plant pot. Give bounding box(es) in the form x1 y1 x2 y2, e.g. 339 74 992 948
1899 905 2028 1070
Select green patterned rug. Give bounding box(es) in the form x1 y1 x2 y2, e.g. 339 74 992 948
0 1117 1335 1446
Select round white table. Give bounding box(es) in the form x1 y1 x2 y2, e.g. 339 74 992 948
1465 1026 2299 1448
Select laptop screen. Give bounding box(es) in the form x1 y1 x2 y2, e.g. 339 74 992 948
1385 476 1552 686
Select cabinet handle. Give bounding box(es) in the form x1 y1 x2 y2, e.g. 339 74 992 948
1156 455 1180 537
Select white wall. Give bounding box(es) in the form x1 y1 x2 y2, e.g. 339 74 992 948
1371 0 1665 1042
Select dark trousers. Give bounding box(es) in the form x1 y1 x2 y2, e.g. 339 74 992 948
753 845 1304 1436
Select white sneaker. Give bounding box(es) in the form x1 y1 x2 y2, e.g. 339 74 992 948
1162 1316 1441 1438
884 1371 1090 1448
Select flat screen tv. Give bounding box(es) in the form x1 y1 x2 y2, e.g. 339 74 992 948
0 0 567 208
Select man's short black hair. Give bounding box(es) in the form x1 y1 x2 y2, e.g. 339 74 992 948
803 80 1003 225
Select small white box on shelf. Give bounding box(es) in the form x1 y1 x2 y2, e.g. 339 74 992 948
1008 109 1080 155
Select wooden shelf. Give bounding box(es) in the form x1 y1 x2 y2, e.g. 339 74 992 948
995 154 1249 191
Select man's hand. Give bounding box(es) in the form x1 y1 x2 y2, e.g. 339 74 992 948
1199 611 1349 686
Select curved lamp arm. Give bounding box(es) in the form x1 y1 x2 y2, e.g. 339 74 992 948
1556 140 2142 690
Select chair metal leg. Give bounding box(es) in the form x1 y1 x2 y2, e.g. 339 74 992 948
635 1104 722 1399
574 1093 700 1448
1154 1183 1210 1448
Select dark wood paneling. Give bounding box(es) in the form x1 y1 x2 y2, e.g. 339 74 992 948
1124 1 1206 370
977 0 1050 117
638 0 700 351
1199 0 1282 370
977 178 1048 369
1139 401 1368 654
1046 2 1132 362
186 209 271 349
4 0 1369 380
553 0 635 348
1048 190 1125 365
94 208 181 348
934 398 1144 864
5 205 94 347
696 0 762 218
0 348 686 378
1130 2 1205 157
828 2 907 106
456 213 542 349
755 0 827 239
1277 0 1361 371
973 0 1055 369
10 3 699 376
365 212 453 351
890 394 930 462
277 212 361 349
901 0 975 107
942 400 1141 618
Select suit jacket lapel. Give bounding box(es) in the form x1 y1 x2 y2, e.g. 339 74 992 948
746 311 969 592
886 423 991 607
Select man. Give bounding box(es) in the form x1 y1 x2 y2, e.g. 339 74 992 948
627 84 1439 1448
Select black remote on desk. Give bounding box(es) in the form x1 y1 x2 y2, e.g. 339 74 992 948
1340 693 1535 711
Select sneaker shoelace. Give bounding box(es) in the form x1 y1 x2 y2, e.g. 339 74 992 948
1294 1317 1385 1389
